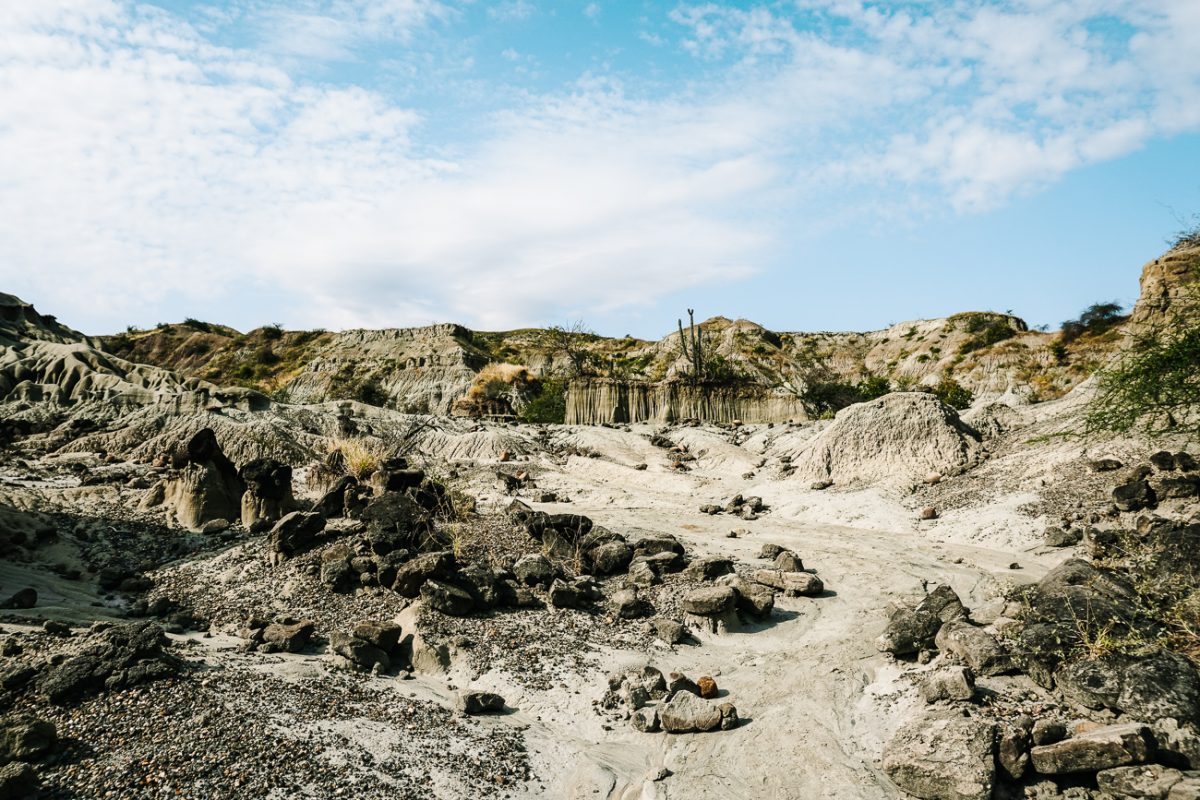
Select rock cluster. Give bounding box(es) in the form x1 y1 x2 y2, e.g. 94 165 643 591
600 665 737 735
698 494 769 520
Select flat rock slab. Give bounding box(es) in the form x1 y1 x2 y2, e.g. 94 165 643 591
1030 723 1152 775
882 713 997 800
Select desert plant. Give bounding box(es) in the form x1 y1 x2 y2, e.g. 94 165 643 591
677 308 706 383
520 378 567 424
1060 301 1125 344
930 377 973 409
261 323 284 341
325 436 389 480
546 321 599 378
1083 262 1200 439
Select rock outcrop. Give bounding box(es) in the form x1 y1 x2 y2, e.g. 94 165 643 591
565 378 808 425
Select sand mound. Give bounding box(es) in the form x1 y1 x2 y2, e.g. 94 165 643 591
791 393 983 487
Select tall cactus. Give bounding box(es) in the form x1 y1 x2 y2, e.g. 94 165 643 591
677 308 705 383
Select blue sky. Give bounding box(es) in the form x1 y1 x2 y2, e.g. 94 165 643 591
0 1 1198 338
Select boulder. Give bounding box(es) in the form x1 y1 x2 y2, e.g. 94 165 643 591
752 569 823 597
631 706 660 733
611 587 651 619
1097 764 1187 799
626 560 659 587
0 588 37 610
393 551 457 597
759 543 785 560
998 722 1032 781
549 579 584 609
1055 652 1200 723
630 536 685 559
1033 719 1067 746
652 618 687 645
877 608 941 656
934 620 1014 676
916 585 968 623
1030 723 1153 774
361 493 435 554
918 666 975 703
456 690 505 715
421 580 475 616
0 716 56 762
684 557 735 581
682 586 738 616
40 621 177 704
163 429 245 530
718 575 775 619
330 631 390 671
1044 526 1083 547
882 713 997 800
660 691 725 733
239 458 294 528
666 672 700 698
0 762 37 798
261 620 315 653
351 622 403 652
1151 451 1178 471
1114 480 1156 512
773 551 804 572
266 511 326 566
315 475 357 518
588 541 633 575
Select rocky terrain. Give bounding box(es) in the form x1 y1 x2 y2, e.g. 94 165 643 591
0 242 1197 799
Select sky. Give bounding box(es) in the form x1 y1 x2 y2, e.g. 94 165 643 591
0 1 1198 338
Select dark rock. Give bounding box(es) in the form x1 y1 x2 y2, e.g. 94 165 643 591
456 690 505 715
39 621 177 704
330 631 389 671
882 712 997 800
1055 651 1200 723
1154 477 1200 500
454 563 502 609
267 511 326 565
589 541 633 575
759 543 785 559
315 475 357 518
877 608 941 656
998 723 1031 781
549 579 584 609
1151 451 1178 471
1032 719 1067 746
631 706 659 732
652 618 687 644
511 553 554 587
684 557 735 581
421 579 475 616
393 551 457 597
935 620 1014 676
719 576 775 619
773 551 804 572
261 620 315 653
666 672 700 698
1091 458 1125 472
1176 453 1198 472
611 587 651 619
1044 526 1083 547
0 716 56 761
361 493 434 553
0 762 37 797
631 536 685 559
1029 723 1152 774
1114 480 1156 512
752 569 823 597
238 458 294 528
1 588 37 610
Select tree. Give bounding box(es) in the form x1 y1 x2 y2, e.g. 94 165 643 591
1083 261 1200 439
546 321 598 378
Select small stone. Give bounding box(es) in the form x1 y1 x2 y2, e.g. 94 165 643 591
456 690 505 715
920 507 939 520
697 676 717 699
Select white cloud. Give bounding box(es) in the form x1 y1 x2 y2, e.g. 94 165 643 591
487 1 535 23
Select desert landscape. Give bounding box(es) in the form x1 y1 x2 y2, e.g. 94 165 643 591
0 237 1197 800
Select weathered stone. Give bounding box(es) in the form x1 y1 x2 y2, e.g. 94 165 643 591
1097 764 1185 799
40 621 177 704
1114 480 1156 512
666 672 699 698
1044 526 1083 547
660 691 724 733
456 690 505 715
351 622 403 652
0 762 37 798
697 676 717 699
759 543 785 560
589 541 633 575
1032 719 1067 746
631 705 660 733
510 553 553 587
682 586 738 615
773 551 804 572
549 579 584 609
998 724 1031 781
0 716 56 762
882 713 997 800
934 620 1014 676
878 608 942 656
626 560 659 587
392 551 457 597
0 587 36 610
330 631 390 671
630 536 684 558
611 587 651 619
718 575 775 619
1151 451 1178 471
652 618 687 645
918 666 975 703
420 579 475 616
1055 652 1200 723
684 557 735 581
916 585 968 623
752 569 823 597
1029 723 1153 775
266 511 326 565
261 620 315 653
239 458 294 528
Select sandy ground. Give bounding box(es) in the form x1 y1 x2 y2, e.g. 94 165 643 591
1 407 1094 800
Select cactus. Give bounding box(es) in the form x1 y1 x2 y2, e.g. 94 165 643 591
677 309 706 383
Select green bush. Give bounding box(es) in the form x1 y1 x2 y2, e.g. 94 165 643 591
1084 263 1200 438
520 378 567 423
1060 301 1125 344
930 377 973 409
261 323 284 341
955 313 1017 354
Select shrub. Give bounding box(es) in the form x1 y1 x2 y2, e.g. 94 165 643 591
930 377 973 409
262 323 284 341
1084 264 1200 439
326 436 388 480
468 363 534 401
856 373 891 401
182 317 211 332
520 378 567 423
954 313 1018 354
1060 301 1125 344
